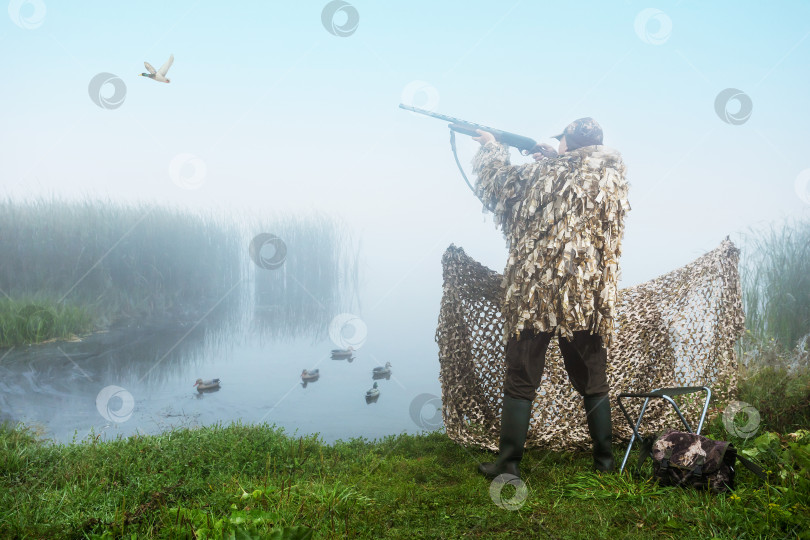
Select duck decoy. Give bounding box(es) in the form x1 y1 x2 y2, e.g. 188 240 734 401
140 54 174 83
365 381 380 398
194 378 220 392
372 361 392 378
301 369 320 382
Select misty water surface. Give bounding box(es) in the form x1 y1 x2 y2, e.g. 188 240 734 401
0 316 443 444
0 209 446 444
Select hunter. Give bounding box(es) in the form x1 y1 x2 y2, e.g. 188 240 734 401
471 117 630 478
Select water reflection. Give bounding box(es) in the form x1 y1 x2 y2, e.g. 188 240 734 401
2 319 213 387
250 215 360 344
0 320 228 441
0 319 442 443
0 210 448 443
194 385 221 394
330 348 355 360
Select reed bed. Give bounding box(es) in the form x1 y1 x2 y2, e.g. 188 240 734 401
734 218 810 433
249 212 360 341
0 197 358 348
739 218 810 354
0 197 242 318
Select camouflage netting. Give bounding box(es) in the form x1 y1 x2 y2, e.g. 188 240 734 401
435 238 745 451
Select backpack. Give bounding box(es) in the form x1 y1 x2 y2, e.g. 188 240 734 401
636 428 766 494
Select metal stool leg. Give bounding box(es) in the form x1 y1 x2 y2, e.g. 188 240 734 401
617 386 712 474
619 397 650 473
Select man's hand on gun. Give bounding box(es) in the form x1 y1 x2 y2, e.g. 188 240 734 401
473 129 558 161
530 143 558 161
472 129 496 146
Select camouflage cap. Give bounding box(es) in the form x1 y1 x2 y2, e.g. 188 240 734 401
552 117 603 150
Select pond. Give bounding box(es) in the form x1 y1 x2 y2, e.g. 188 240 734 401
0 202 446 444
0 311 444 444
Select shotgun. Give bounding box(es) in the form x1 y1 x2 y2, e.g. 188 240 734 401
399 103 556 157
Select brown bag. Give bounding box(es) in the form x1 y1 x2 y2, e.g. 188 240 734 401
638 428 766 494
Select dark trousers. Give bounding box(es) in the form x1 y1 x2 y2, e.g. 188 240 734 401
502 329 609 401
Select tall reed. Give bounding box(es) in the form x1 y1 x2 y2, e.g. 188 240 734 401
248 212 360 341
0 197 244 322
0 197 359 346
739 218 810 353
734 218 810 432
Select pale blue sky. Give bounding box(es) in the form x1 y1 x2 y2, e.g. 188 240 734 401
2 1 809 333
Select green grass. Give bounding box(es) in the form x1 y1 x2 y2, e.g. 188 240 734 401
736 358 810 434
1 422 807 539
0 298 95 348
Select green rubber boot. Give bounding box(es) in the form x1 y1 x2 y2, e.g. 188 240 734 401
478 396 533 480
584 394 615 472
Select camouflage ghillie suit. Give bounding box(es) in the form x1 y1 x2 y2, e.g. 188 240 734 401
472 142 631 348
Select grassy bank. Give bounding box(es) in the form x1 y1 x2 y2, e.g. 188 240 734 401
0 299 95 349
734 336 810 434
1 421 807 539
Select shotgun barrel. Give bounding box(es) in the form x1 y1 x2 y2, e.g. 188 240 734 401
399 103 539 155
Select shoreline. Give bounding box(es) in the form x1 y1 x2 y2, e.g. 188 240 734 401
1 422 804 539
